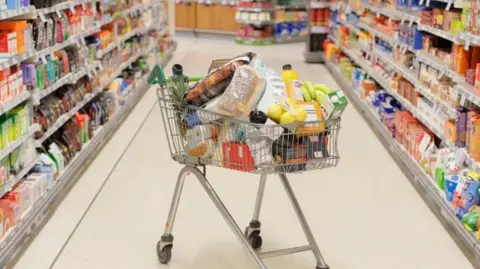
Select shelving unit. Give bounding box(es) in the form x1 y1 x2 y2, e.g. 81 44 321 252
319 1 480 267
236 0 308 45
303 0 331 62
323 56 480 267
0 1 176 268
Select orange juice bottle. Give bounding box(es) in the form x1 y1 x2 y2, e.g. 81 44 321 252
281 64 299 83
282 64 302 100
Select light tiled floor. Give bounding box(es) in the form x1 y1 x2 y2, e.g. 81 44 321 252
13 37 474 269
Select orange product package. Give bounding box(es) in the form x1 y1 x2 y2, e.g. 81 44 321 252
0 21 27 54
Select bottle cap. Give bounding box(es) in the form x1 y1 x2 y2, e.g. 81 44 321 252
282 64 292 70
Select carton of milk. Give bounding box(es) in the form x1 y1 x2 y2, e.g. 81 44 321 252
321 90 348 120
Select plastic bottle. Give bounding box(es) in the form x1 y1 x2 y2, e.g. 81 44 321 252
281 64 299 83
282 64 303 100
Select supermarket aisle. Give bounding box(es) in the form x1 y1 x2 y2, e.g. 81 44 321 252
14 38 474 269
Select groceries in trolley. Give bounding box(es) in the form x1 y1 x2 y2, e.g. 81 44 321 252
148 52 348 173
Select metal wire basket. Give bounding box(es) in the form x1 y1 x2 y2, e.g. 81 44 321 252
156 89 340 175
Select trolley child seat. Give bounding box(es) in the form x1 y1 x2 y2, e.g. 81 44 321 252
148 55 341 269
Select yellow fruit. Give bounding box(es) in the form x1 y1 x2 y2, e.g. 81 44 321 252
295 107 307 121
267 103 285 122
280 112 296 124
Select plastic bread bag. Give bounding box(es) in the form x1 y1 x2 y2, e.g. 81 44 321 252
203 65 266 119
186 52 255 107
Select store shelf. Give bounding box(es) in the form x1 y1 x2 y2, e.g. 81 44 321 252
416 51 463 82
311 25 329 34
36 0 96 15
35 91 99 146
310 1 329 9
0 6 37 20
357 21 396 46
417 24 462 44
96 24 154 58
0 45 175 268
236 7 275 11
0 91 31 117
0 50 36 71
235 37 274 45
275 35 306 43
236 19 274 25
323 55 480 269
97 44 157 91
0 124 38 161
333 40 454 146
0 156 40 199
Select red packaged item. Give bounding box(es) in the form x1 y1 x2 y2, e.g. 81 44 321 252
222 142 255 172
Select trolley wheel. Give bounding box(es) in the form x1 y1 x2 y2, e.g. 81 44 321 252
156 241 172 264
244 228 263 249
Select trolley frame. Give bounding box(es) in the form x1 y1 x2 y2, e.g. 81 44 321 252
156 164 330 269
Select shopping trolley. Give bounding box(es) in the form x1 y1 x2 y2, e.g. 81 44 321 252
148 61 341 269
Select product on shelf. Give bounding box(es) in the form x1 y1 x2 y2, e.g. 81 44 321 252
0 1 173 267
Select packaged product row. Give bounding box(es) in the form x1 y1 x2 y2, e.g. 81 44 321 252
151 52 348 173
324 50 480 240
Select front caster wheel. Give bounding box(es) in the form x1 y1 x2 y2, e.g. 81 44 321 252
244 228 263 249
157 241 172 264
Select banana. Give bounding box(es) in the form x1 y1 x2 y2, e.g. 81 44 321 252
304 81 316 100
301 85 312 101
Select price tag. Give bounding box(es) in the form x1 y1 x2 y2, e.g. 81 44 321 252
465 39 470 50
446 0 452 10
461 94 467 106
38 12 46 22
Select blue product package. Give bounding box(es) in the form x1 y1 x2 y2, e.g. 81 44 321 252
275 23 282 38
413 29 423 49
184 112 201 128
291 22 299 36
456 180 480 218
286 22 294 37
6 0 16 9
445 175 459 202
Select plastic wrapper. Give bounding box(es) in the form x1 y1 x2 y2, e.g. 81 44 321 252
204 65 266 119
186 53 254 107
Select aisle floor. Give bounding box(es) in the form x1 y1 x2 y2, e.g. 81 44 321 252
13 37 474 269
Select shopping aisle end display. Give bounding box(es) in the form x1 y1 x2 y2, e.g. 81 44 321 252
321 0 480 267
0 0 175 268
18 39 473 269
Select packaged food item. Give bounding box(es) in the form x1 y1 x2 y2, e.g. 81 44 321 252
203 65 266 118
295 101 325 137
320 90 348 120
186 53 254 107
222 142 255 172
